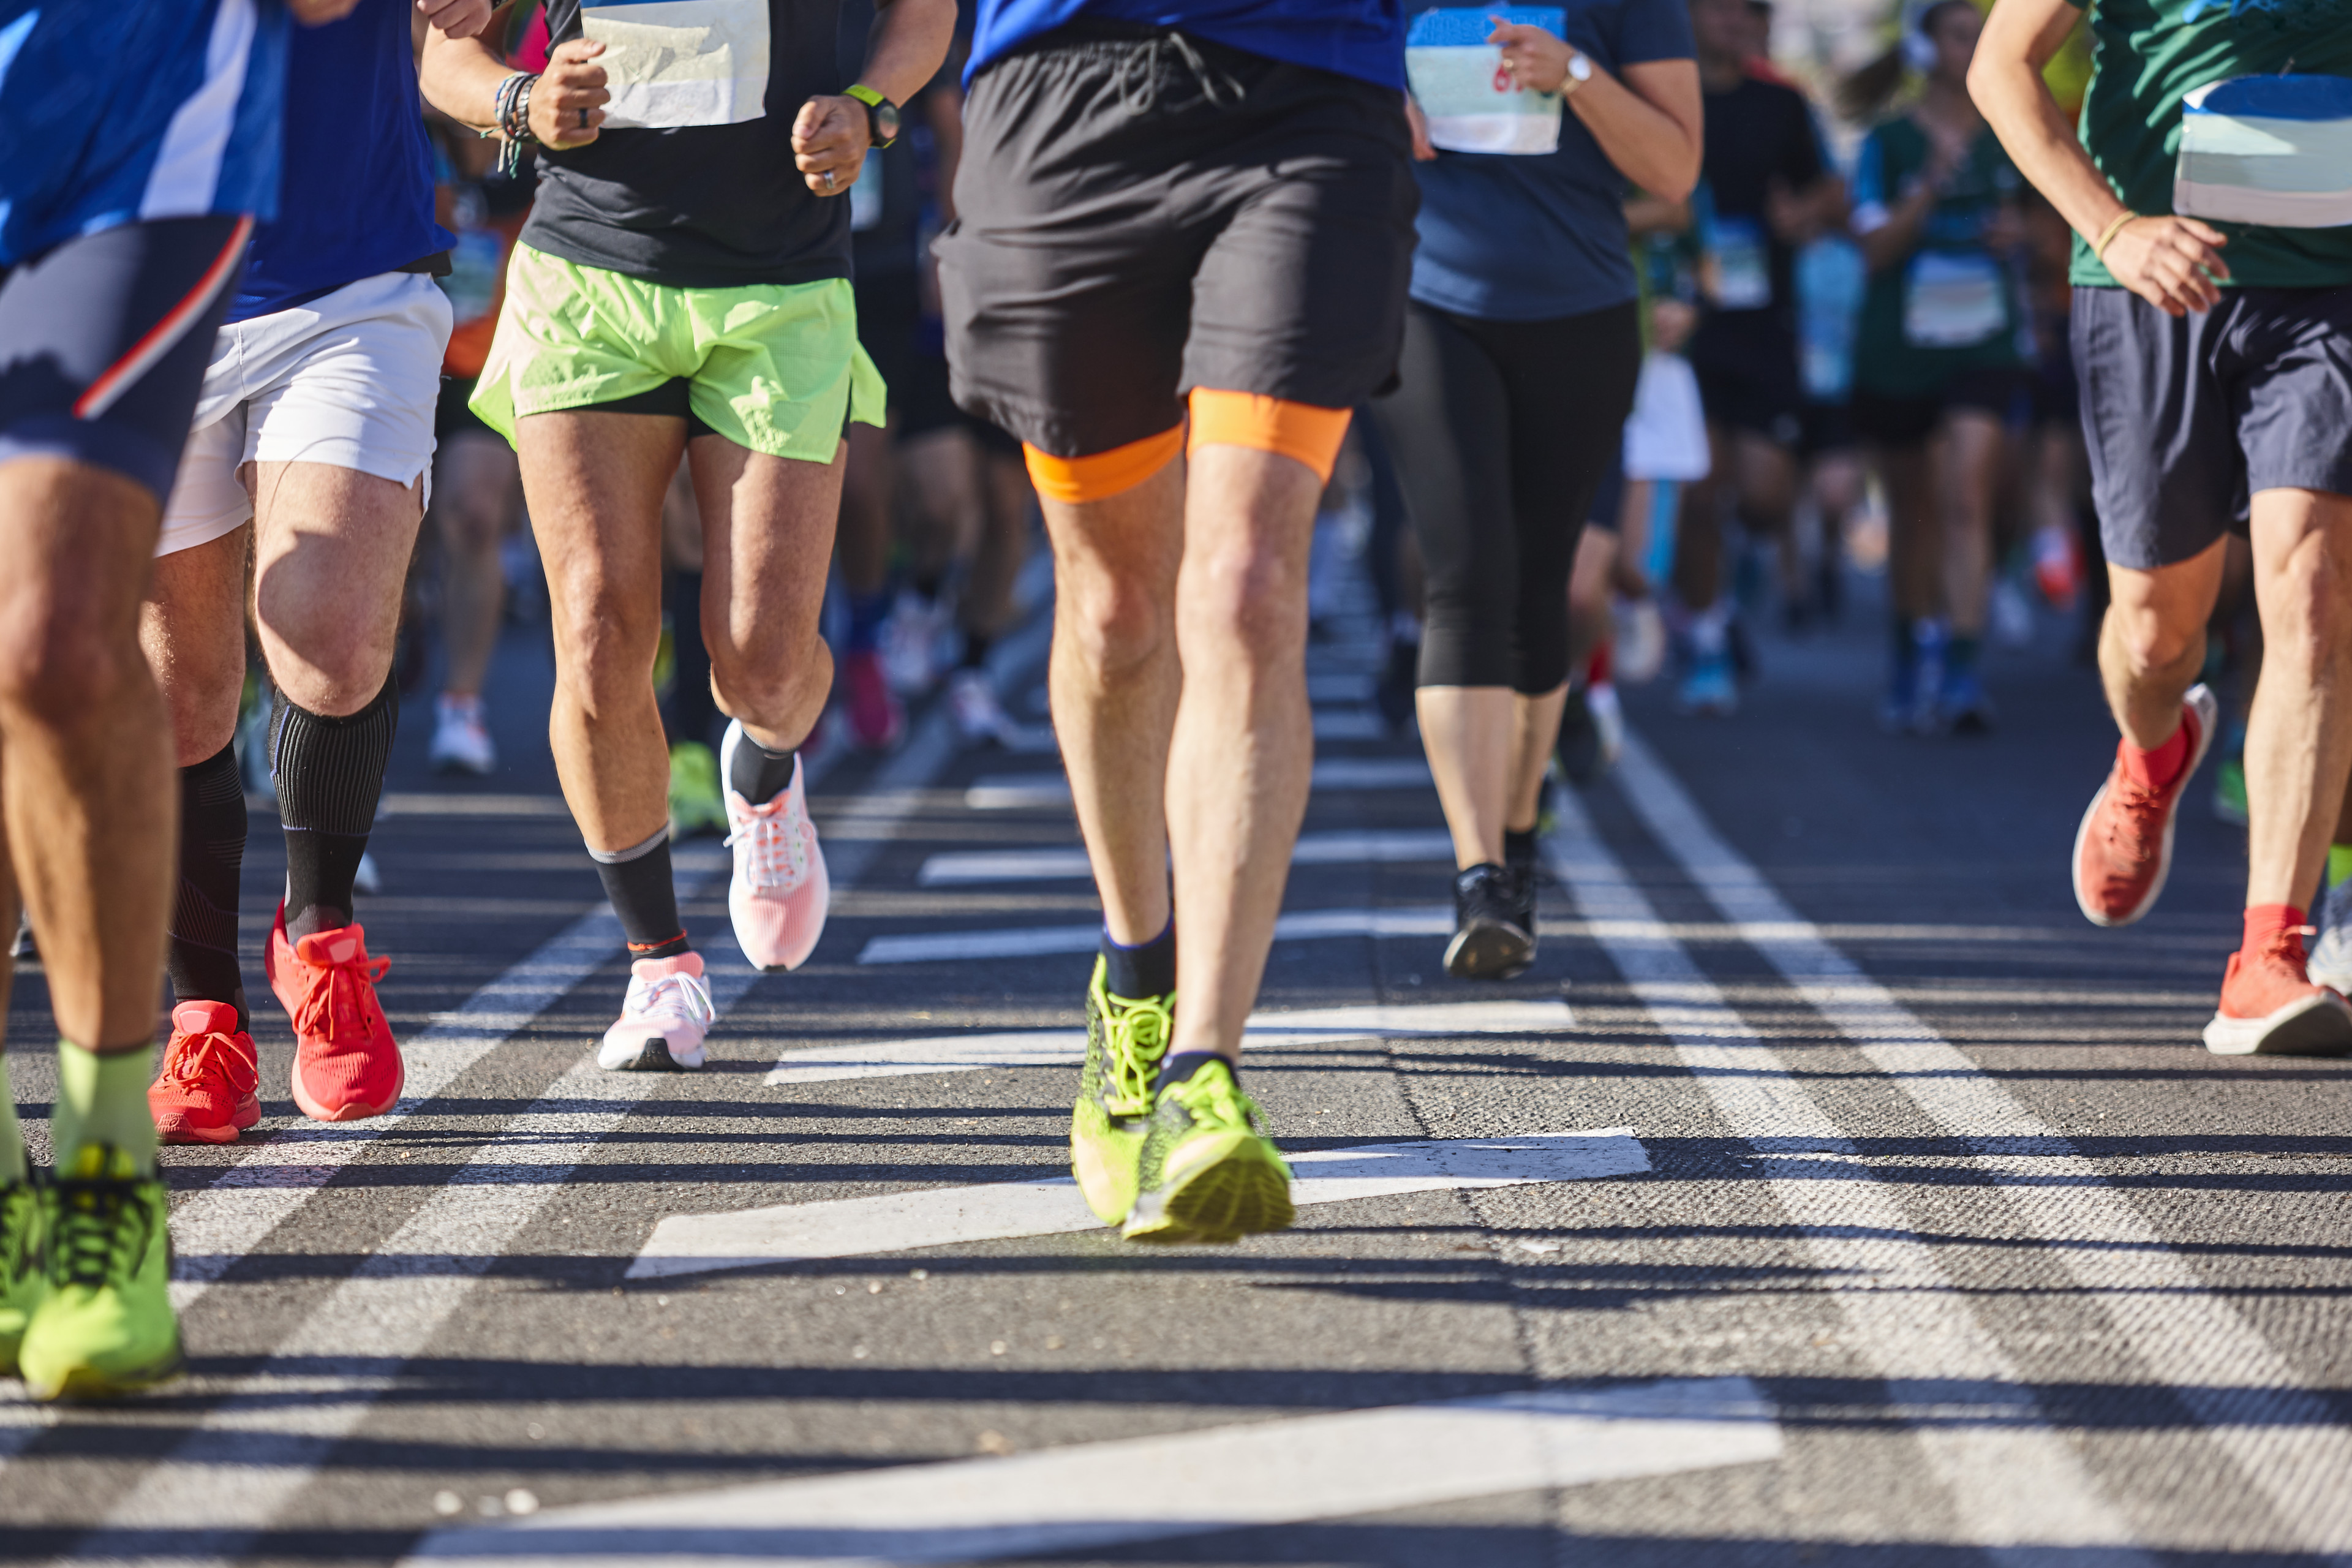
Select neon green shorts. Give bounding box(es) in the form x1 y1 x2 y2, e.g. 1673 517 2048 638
468 244 885 461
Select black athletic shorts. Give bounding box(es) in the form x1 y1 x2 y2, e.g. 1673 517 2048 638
2074 284 2352 570
854 269 921 413
1694 355 1803 447
1850 366 2024 448
1797 399 1855 459
937 22 1418 458
1585 445 1626 535
0 215 249 501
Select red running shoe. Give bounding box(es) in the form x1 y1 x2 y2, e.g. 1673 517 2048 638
2203 927 2352 1057
842 647 904 751
148 1001 260 1145
265 906 404 1121
2071 684 2215 928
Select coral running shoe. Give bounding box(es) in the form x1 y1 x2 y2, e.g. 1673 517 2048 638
0 1178 45 1377
266 907 404 1121
598 951 716 1071
842 647 904 750
720 721 829 971
2203 927 2352 1057
2072 685 2216 927
148 1001 260 1145
19 1144 182 1400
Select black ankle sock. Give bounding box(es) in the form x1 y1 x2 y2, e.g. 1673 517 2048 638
1155 1049 1233 1094
1503 827 1538 876
170 741 250 1030
1102 919 1175 1000
273 675 397 941
590 829 691 959
665 570 720 750
726 726 798 805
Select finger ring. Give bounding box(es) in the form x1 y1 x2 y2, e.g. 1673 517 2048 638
823 170 836 189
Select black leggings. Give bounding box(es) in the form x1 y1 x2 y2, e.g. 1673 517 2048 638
1371 298 1642 693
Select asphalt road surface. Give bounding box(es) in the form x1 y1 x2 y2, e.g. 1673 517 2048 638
3 556 2350 1567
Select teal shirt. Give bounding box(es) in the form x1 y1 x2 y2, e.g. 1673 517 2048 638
1852 119 2026 398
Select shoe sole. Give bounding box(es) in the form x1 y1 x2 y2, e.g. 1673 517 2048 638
26 1339 185 1402
2073 685 2217 929
156 1098 261 1145
1445 919 1532 981
1123 1135 1294 1245
1070 1101 1144 1226
598 1036 704 1072
2202 990 2352 1057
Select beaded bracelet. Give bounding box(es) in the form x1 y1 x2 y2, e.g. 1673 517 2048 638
493 72 538 177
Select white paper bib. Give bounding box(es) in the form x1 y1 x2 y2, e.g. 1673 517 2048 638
581 0 769 130
1404 7 1566 156
2175 74 2352 229
1902 251 2006 348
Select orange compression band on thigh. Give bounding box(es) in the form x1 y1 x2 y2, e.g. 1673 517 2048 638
1185 391 1353 483
1022 426 1185 505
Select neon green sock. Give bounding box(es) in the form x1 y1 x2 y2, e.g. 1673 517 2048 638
2330 845 2352 891
0 1057 24 1184
52 1039 157 1178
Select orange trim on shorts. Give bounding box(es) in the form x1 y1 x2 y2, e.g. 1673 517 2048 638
1185 391 1353 483
1022 426 1185 505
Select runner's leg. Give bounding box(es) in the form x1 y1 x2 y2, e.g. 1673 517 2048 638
2242 488 2352 913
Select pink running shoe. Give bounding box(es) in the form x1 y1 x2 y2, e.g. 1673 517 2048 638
597 952 715 1071
720 720 829 972
842 648 904 750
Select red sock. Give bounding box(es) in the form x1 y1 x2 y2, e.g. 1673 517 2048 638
1588 641 1612 687
2119 724 2190 790
2243 903 2305 957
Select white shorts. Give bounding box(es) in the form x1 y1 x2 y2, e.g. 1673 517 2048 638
157 271 454 558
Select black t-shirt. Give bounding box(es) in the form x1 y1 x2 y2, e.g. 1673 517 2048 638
522 0 855 289
1690 74 1823 371
840 0 935 279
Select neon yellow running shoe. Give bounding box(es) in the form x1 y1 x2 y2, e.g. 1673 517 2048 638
1122 1058 1294 1245
1071 959 1171 1225
0 1179 47 1376
19 1145 181 1401
668 741 729 841
2213 756 2248 828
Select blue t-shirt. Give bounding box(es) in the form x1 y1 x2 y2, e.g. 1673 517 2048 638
232 0 451 321
1405 0 1692 322
0 0 290 268
969 1 1406 89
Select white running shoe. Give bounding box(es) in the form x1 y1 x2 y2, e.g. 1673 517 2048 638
720 720 829 972
597 951 715 1071
880 592 948 696
947 667 1009 745
1613 598 1667 685
2308 878 2352 993
429 695 497 775
1587 680 1626 769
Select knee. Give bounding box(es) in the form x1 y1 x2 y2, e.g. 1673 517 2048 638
709 633 829 728
2104 603 2201 679
549 571 660 707
0 598 145 729
1057 572 1172 682
1179 541 1306 662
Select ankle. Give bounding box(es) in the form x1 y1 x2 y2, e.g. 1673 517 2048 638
2119 723 2190 791
1154 1049 1235 1095
1101 918 1175 999
2243 903 2306 959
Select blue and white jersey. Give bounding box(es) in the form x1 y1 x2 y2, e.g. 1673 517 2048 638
0 0 292 268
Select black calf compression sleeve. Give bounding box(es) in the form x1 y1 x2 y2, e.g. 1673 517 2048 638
170 741 249 1029
273 674 397 942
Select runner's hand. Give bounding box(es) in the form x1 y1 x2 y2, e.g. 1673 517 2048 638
794 95 871 197
1487 19 1574 94
2101 215 2229 317
288 0 362 21
416 0 492 39
1404 94 1437 161
531 40 609 151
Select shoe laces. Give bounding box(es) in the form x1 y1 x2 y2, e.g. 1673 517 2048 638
291 940 391 1046
158 1025 255 1096
2100 776 2170 857
1166 1061 1259 1134
50 1153 152 1291
628 966 715 1029
726 794 812 892
1101 990 1174 1117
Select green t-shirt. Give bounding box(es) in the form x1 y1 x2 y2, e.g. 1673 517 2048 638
1852 118 2027 397
2067 0 2352 288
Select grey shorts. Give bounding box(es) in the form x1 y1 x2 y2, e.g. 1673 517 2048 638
935 24 1418 459
2073 283 2352 570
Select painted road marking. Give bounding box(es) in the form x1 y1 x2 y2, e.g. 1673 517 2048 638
858 904 1456 965
627 1127 1648 1279
1613 730 2352 1552
405 1378 1777 1567
763 998 1573 1085
915 829 1455 887
1545 785 2159 1555
965 757 1430 811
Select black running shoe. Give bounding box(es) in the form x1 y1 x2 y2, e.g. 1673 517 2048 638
1446 864 1532 979
1503 832 1540 948
1555 687 1603 786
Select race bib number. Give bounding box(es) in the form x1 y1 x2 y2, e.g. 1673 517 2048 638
1404 7 1566 156
581 0 769 130
2175 74 2352 228
1708 216 1771 311
1902 251 2005 348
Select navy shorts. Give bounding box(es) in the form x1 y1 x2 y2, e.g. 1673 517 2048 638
2073 284 2352 571
0 215 250 502
1850 365 2026 449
